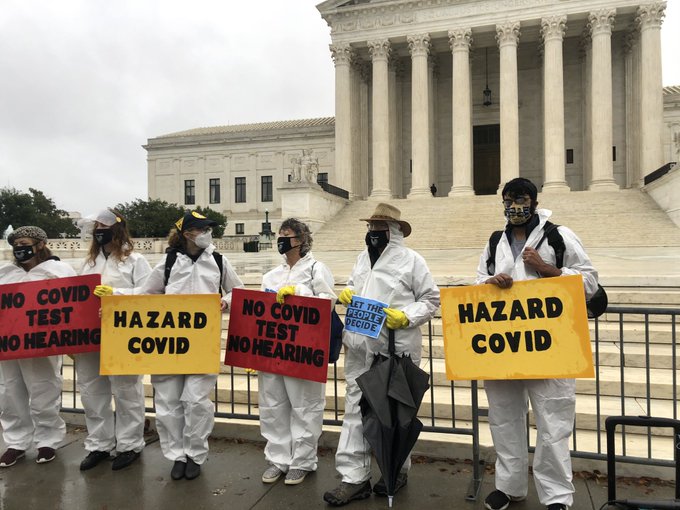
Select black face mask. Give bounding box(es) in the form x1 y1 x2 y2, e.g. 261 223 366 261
94 228 113 245
13 244 36 263
365 230 389 250
277 236 296 255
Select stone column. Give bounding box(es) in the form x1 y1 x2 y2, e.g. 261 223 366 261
330 43 355 197
448 28 474 196
624 29 641 187
389 55 403 197
541 15 569 192
368 39 392 199
588 9 618 190
580 32 592 188
637 2 666 179
496 22 521 191
407 33 432 198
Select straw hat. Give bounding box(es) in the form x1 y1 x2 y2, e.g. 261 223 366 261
359 203 412 238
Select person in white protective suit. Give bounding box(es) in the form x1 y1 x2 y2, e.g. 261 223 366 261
139 210 244 481
476 178 599 510
0 226 73 468
75 209 151 471
323 203 440 507
259 218 337 486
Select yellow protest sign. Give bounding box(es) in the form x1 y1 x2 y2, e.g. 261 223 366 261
100 294 221 375
441 274 594 380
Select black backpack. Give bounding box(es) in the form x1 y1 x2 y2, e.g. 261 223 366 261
164 249 224 296
486 222 608 318
311 261 344 363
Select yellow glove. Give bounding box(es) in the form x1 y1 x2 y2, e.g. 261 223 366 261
276 285 296 304
384 307 409 329
338 287 355 306
94 285 114 297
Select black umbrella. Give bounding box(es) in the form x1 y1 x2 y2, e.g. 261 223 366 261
356 328 430 507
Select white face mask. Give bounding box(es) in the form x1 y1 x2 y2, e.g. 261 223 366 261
193 231 212 249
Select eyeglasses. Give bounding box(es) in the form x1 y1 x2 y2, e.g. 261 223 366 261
367 221 389 231
502 196 531 207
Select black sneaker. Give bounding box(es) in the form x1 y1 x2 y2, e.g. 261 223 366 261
323 480 372 506
111 450 140 471
36 447 56 464
0 449 25 468
547 505 568 510
185 457 201 480
80 450 111 471
484 490 526 510
171 460 186 480
373 472 408 496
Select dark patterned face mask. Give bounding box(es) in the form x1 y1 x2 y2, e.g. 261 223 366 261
94 228 113 245
277 236 297 254
13 244 37 262
365 230 389 250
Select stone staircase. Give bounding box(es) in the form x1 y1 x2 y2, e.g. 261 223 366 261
61 284 680 463
312 190 680 250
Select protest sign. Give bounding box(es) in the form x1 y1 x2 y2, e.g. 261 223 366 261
0 274 101 360
441 274 594 380
344 296 388 339
100 294 221 375
225 288 332 383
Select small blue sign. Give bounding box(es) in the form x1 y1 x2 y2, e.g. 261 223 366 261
344 296 388 339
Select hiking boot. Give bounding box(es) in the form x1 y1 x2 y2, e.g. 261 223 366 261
171 460 186 480
36 447 56 464
262 465 284 483
323 480 372 506
80 450 110 471
484 490 526 510
373 472 408 496
185 457 201 480
547 505 568 510
111 450 140 471
0 449 25 468
284 469 309 485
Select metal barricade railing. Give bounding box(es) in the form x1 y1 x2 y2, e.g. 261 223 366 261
61 304 679 491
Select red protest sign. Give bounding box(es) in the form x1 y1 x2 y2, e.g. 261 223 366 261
0 274 102 360
225 288 332 383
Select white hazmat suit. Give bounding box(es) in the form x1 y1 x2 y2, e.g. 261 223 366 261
77 251 151 455
475 208 598 508
335 224 440 484
259 252 337 474
0 259 74 452
140 244 244 465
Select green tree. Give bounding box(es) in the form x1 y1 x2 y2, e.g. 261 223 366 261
115 200 228 238
0 187 78 238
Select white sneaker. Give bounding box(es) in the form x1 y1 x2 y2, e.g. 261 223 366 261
284 469 308 485
262 465 284 483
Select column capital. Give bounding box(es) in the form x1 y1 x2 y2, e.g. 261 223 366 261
496 21 521 47
541 15 567 42
353 59 371 83
624 26 639 54
330 43 355 66
389 54 404 77
588 9 616 37
448 28 472 52
368 39 391 62
636 2 666 30
407 34 431 57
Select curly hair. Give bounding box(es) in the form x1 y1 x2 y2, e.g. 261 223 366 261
279 218 312 257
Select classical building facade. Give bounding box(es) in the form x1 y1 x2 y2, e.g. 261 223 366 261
144 119 335 235
317 0 668 198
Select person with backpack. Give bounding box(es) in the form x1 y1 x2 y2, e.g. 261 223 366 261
476 178 599 510
323 203 440 506
138 211 244 481
258 218 337 486
0 226 73 468
76 209 151 472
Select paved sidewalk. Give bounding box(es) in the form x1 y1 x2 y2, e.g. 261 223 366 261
0 426 676 510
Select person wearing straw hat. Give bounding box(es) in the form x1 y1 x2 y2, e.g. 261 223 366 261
323 203 440 507
138 210 244 481
0 226 74 468
75 209 151 472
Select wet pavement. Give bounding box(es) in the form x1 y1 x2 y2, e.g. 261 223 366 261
0 425 676 510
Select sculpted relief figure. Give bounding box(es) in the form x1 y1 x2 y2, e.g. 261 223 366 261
290 149 319 183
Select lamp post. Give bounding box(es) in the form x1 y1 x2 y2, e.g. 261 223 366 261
264 209 271 237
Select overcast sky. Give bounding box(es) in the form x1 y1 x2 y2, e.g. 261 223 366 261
1 0 679 216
